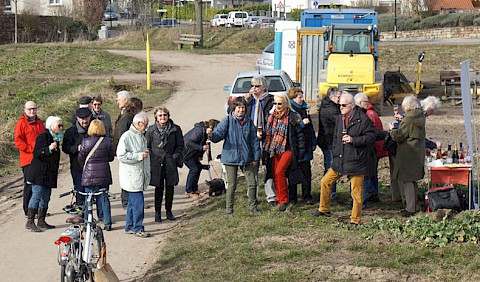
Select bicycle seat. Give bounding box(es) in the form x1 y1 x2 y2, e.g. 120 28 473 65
66 216 83 224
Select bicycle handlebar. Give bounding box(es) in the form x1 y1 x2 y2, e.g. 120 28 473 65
59 188 116 199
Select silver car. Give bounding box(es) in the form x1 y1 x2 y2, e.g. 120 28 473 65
223 69 300 112
256 42 274 70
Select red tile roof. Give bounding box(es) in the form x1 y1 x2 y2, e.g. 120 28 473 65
432 0 474 10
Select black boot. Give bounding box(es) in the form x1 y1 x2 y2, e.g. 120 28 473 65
25 208 42 232
37 208 55 229
155 210 162 223
23 183 33 216
166 210 176 221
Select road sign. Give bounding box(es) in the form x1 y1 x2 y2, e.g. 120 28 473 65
277 1 284 8
313 1 318 6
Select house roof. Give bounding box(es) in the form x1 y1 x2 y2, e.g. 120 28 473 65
432 0 474 10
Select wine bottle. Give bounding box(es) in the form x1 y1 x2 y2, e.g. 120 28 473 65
435 147 443 160
459 142 465 163
446 144 453 164
452 142 459 164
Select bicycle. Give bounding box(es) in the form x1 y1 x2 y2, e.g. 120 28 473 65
55 188 114 282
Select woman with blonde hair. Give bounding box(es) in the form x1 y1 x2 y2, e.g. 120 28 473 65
78 119 115 230
264 93 305 211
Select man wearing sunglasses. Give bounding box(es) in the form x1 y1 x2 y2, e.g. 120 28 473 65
312 93 376 225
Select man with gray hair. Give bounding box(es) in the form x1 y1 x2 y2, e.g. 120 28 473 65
113 90 134 208
354 92 388 206
14 101 45 217
117 111 152 238
312 93 376 225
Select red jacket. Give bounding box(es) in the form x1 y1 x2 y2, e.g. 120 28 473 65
366 104 388 159
14 114 45 167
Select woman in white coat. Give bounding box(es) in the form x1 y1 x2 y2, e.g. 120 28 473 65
117 112 152 238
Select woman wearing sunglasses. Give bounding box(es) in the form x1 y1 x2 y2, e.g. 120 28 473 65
264 93 305 212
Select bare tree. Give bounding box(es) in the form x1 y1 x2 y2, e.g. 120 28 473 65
51 5 75 43
72 0 107 33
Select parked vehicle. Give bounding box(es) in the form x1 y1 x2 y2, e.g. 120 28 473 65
246 16 264 28
104 9 118 21
256 42 275 70
226 11 249 28
223 70 300 111
135 17 179 28
256 18 276 29
160 18 179 28
211 14 228 27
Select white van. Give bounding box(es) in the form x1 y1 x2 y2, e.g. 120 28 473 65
226 11 249 28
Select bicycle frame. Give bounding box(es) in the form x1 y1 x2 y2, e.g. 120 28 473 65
56 188 111 281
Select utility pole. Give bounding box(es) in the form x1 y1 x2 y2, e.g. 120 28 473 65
14 0 18 44
394 0 397 39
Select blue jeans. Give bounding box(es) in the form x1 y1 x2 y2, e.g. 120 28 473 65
28 184 52 209
84 186 112 228
185 156 202 193
71 171 85 206
322 147 337 199
125 191 144 233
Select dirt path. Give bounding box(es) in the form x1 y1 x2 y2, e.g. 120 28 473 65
0 50 257 281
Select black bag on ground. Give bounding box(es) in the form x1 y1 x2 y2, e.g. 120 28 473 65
428 186 462 211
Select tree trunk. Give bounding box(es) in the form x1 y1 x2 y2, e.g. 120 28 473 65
195 0 203 47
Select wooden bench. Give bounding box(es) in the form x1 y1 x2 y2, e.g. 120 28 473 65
174 34 201 50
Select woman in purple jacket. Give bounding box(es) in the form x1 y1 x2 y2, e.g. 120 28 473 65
78 120 115 231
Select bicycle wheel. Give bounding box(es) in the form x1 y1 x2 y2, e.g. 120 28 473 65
60 265 66 282
87 225 105 282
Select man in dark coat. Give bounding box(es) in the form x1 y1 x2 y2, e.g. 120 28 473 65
146 107 184 222
317 87 341 200
113 90 134 208
62 108 92 207
182 119 220 197
312 93 376 225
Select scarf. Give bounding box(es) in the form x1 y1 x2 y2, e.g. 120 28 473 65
252 92 269 127
155 121 171 149
265 109 289 157
76 121 87 134
26 115 38 125
232 112 245 125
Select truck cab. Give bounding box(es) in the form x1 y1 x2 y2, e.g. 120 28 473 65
319 22 382 103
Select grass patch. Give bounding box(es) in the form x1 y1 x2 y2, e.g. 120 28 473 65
144 182 480 281
0 45 148 75
0 45 173 172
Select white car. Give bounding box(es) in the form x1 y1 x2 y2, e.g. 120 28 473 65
223 70 300 112
256 42 274 70
211 14 227 27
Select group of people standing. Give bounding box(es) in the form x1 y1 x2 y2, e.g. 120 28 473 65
14 76 440 233
15 92 190 238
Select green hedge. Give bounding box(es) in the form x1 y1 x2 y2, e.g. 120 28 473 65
379 12 480 32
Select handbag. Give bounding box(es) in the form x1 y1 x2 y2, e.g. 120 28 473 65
427 185 462 211
83 137 104 172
